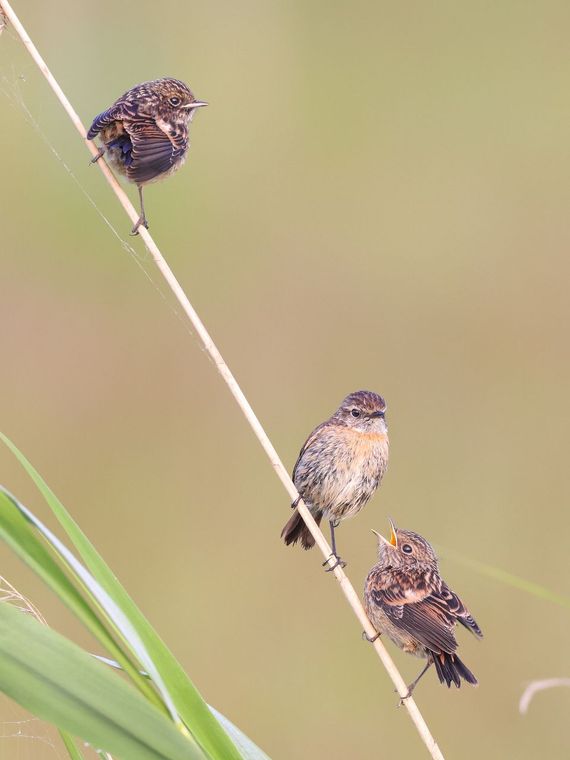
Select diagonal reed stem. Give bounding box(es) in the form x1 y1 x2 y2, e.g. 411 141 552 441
0 2 444 757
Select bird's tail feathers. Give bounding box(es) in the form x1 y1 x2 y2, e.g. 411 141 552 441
281 509 321 549
432 652 478 689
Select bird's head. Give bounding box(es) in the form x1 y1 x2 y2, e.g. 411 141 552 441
135 78 207 124
334 390 388 434
372 519 438 570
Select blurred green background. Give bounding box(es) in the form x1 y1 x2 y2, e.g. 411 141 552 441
1 1 569 758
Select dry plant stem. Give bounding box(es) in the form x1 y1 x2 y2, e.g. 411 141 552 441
519 678 570 715
1 3 444 758
0 575 47 625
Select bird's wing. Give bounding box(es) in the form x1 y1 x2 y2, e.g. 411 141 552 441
122 119 186 185
291 421 330 485
439 582 483 638
87 100 138 140
368 571 459 654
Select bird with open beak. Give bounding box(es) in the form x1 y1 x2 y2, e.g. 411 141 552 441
364 519 482 697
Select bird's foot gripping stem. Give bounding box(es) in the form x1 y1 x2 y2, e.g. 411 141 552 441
130 215 149 236
322 553 346 572
89 146 106 164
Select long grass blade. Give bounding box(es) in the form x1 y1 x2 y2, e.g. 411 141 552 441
439 545 570 610
0 433 245 760
59 730 85 760
0 487 157 706
0 602 205 760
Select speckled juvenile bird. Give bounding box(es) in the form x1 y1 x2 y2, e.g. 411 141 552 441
281 390 389 569
87 78 207 234
364 520 482 697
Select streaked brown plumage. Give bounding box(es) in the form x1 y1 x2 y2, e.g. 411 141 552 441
281 390 389 569
364 520 482 697
87 78 207 234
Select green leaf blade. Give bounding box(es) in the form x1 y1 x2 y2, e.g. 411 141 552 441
59 729 85 760
0 432 246 760
0 602 205 760
0 486 159 709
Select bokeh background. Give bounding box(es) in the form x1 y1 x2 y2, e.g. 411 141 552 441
1 1 569 758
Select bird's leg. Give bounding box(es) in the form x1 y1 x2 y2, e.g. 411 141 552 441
398 658 433 704
323 519 346 572
130 185 149 236
90 145 106 164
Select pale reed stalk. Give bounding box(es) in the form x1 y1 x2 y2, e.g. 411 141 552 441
0 2 444 757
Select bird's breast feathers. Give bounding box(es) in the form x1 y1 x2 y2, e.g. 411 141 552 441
303 429 388 515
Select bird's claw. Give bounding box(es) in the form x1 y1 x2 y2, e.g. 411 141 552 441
362 630 380 643
89 148 105 165
395 687 413 707
130 217 149 236
322 553 346 572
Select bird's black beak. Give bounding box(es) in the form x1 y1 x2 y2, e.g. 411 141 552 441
369 410 385 419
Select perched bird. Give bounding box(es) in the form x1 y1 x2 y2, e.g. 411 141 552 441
87 78 207 234
281 390 389 569
364 520 482 697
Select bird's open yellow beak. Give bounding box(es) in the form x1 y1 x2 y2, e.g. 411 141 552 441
371 528 390 546
372 519 398 546
388 517 398 546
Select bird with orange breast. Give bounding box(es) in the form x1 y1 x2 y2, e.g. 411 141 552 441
281 390 389 569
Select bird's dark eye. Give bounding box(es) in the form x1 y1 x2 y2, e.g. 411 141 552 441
351 409 361 418
169 96 181 106
402 544 413 554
